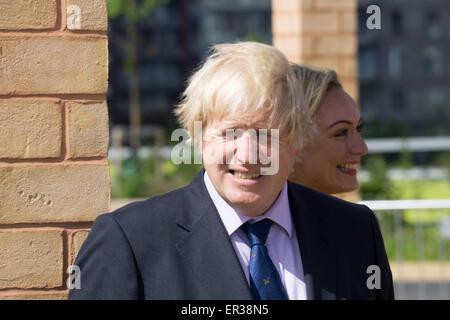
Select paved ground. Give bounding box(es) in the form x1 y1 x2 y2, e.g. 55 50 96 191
394 281 450 300
390 262 450 282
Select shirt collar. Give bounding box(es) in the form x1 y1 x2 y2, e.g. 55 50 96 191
203 171 293 238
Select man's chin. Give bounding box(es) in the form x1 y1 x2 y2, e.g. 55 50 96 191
229 190 262 201
226 194 267 212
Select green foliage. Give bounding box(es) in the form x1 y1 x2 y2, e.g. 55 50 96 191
392 180 450 200
370 174 450 261
110 155 146 198
359 152 450 261
107 0 170 21
106 0 124 18
244 32 268 44
110 153 202 198
396 147 413 170
392 179 450 225
377 212 450 261
360 155 398 200
433 153 450 182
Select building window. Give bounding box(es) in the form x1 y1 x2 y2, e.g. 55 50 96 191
424 88 444 115
423 46 443 77
388 45 402 78
359 84 378 120
391 11 403 36
391 88 404 111
429 88 444 108
359 47 377 80
201 12 271 45
425 11 441 39
448 16 450 38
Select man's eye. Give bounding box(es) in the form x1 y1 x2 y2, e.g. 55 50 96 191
221 130 243 139
220 130 231 137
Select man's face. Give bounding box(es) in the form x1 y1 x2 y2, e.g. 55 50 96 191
202 113 300 217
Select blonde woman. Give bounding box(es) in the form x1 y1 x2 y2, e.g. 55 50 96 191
290 64 368 195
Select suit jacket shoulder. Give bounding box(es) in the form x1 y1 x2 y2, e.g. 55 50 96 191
70 171 252 300
287 181 394 300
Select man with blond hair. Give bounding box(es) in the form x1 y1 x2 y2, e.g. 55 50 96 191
70 42 394 300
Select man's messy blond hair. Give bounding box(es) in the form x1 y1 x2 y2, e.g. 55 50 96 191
174 42 307 149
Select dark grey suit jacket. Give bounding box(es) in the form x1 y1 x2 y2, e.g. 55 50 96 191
69 169 394 300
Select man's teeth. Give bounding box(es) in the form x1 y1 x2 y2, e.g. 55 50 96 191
337 163 359 170
232 171 260 179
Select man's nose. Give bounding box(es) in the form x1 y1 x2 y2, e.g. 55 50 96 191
349 133 368 156
235 131 258 164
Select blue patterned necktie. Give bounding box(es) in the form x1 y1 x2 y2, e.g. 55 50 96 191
241 219 289 300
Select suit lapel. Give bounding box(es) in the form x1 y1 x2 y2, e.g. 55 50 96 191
288 182 338 300
174 170 253 299
173 172 339 300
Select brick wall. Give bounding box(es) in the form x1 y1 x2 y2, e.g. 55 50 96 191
272 0 360 202
0 0 109 299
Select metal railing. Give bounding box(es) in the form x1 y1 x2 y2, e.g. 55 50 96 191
364 136 450 153
359 199 450 300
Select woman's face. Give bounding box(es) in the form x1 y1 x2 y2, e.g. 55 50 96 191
293 87 368 194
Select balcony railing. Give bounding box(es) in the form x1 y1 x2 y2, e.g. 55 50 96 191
359 199 450 300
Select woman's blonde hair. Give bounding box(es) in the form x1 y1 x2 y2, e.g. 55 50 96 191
290 63 342 145
174 42 307 148
291 63 342 118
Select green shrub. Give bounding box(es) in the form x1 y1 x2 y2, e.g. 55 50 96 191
360 155 398 200
110 153 202 198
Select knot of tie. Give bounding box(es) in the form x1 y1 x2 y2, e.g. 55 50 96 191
240 219 272 247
